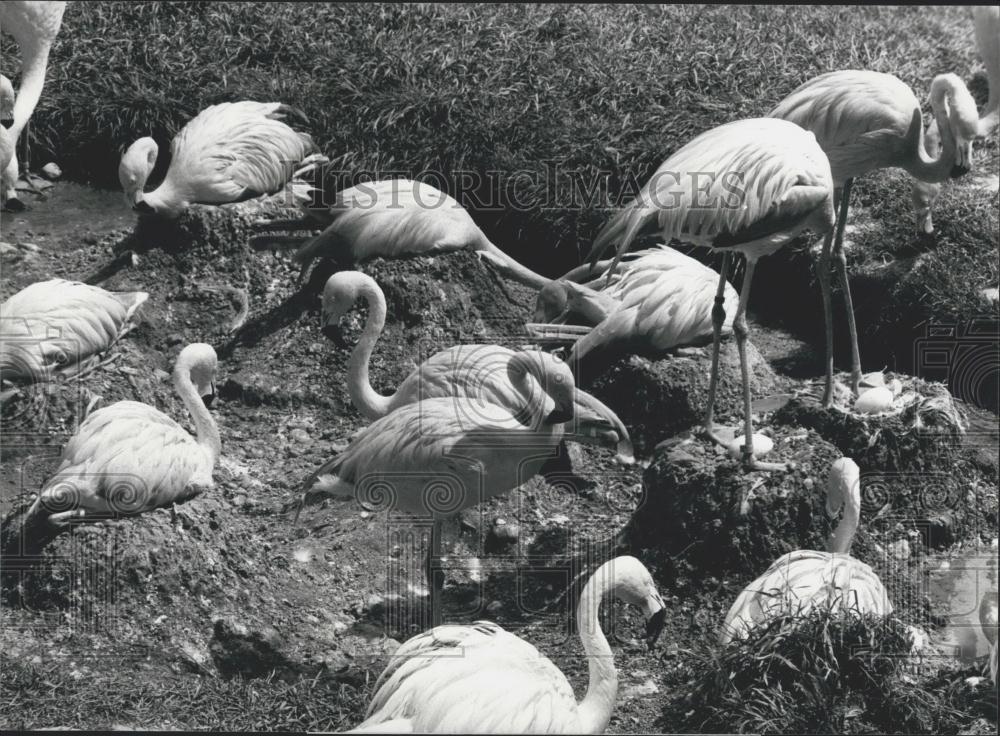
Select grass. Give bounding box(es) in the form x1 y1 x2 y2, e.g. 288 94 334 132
668 607 995 735
2 3 993 280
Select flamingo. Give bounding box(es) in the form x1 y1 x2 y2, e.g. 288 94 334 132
0 279 147 385
526 245 739 372
250 178 552 289
320 271 633 462
911 6 1000 234
118 101 318 217
0 1 66 208
718 457 892 645
1 75 16 206
981 591 998 686
770 70 980 395
2 343 219 555
347 555 666 734
585 118 836 472
293 351 603 623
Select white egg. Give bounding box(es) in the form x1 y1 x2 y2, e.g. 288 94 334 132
726 433 774 459
854 386 894 414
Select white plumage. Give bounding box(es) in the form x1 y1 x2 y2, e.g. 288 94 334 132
528 245 739 366
0 75 16 206
251 178 551 288
719 457 892 644
586 118 835 471
118 101 318 217
981 592 998 685
320 271 633 461
23 343 220 528
0 1 66 206
0 279 147 383
349 556 666 734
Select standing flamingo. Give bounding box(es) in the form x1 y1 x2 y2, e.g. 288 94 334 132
118 101 318 217
770 70 980 395
981 591 998 686
250 178 552 289
347 556 666 734
0 0 66 208
320 271 633 462
585 118 836 471
719 458 892 644
911 6 1000 233
1 344 219 556
293 351 604 623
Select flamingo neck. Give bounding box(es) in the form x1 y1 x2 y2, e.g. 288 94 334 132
476 236 552 290
142 178 188 217
9 44 53 140
826 493 860 555
174 359 220 468
346 278 393 420
575 565 619 734
910 80 959 183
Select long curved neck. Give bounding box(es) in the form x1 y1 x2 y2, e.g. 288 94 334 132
909 81 958 183
476 235 552 290
826 495 860 555
174 365 221 467
575 567 619 734
9 43 52 140
346 280 394 420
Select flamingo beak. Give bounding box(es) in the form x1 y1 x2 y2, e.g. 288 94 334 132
545 406 574 424
200 381 216 408
644 601 667 650
133 199 156 215
950 141 973 178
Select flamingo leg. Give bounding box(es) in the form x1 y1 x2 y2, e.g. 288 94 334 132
832 178 862 397
424 519 444 628
817 226 836 408
703 252 732 435
732 257 787 473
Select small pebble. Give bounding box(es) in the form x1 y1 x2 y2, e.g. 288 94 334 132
41 162 62 180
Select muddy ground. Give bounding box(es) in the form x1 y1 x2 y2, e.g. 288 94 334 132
0 183 997 732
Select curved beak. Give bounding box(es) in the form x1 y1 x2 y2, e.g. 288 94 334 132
567 390 634 463
545 406 574 425
0 116 13 129
200 381 216 408
950 141 973 178
133 199 156 215
321 312 349 348
644 594 667 650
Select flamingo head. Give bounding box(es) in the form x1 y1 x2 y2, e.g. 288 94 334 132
119 137 159 209
532 280 570 323
320 271 373 346
175 343 218 407
932 74 979 177
0 75 13 128
606 556 667 650
507 350 576 425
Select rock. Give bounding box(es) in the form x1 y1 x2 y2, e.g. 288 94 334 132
41 163 62 180
622 678 660 700
981 286 999 306
209 617 299 680
290 428 311 444
890 539 911 561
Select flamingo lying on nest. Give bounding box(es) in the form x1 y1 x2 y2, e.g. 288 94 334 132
718 457 892 644
346 556 666 734
292 350 616 624
319 270 632 462
250 178 551 289
1 344 220 557
526 245 738 375
585 118 836 471
118 101 318 217
0 278 147 386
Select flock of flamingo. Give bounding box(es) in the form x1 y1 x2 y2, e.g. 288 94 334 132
1 2 998 732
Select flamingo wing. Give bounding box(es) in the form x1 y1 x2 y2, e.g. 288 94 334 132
588 118 834 277
34 400 213 519
391 345 519 409
357 621 579 733
167 101 317 204
0 280 148 383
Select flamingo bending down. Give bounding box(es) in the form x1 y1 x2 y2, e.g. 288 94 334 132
718 458 892 644
770 70 980 395
347 556 666 734
911 6 1000 234
526 245 739 371
118 101 318 217
250 178 552 289
3 344 219 555
320 271 633 462
585 118 836 471
0 279 147 384
295 351 592 623
0 1 66 207
1 75 16 206
980 591 998 686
